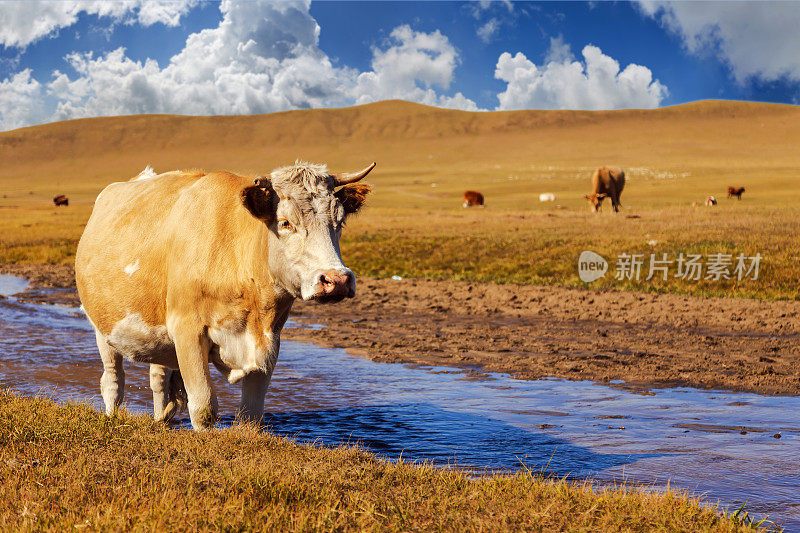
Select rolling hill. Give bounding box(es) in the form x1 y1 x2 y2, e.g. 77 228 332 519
2 99 799 201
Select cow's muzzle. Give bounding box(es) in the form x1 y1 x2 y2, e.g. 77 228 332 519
313 270 355 303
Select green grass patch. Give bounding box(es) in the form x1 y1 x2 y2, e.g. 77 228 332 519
340 204 800 300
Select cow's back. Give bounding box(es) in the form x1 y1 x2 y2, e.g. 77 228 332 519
463 190 484 206
76 171 205 334
592 166 625 195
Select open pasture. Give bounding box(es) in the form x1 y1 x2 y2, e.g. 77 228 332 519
1 100 799 529
2 99 800 299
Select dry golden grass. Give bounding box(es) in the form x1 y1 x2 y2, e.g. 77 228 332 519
1 99 800 298
0 103 789 530
0 390 769 531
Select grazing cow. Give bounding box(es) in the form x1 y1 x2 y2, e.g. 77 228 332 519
727 186 745 200
76 161 375 431
463 190 484 207
705 196 717 206
584 166 625 212
53 194 68 207
539 193 556 202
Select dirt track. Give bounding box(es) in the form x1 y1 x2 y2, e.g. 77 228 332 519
4 263 799 396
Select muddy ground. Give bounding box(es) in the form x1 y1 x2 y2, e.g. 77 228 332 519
3 263 799 396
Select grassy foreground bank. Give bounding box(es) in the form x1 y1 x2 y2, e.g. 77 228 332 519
0 391 766 531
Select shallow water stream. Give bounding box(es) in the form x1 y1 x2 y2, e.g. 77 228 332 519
0 275 797 529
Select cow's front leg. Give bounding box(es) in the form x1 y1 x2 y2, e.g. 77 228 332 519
170 321 217 431
149 364 187 423
239 371 270 424
95 330 125 416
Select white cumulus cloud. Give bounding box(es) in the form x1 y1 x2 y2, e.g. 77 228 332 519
353 25 478 110
494 41 667 110
638 1 800 84
0 1 198 49
47 1 353 120
0 69 48 130
0 2 479 130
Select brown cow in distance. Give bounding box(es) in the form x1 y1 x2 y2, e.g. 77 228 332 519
727 186 745 200
584 166 625 212
53 194 69 207
463 190 484 207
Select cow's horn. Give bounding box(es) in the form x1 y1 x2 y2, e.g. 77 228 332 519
332 162 376 186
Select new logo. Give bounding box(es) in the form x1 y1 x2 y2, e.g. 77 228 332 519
578 251 608 283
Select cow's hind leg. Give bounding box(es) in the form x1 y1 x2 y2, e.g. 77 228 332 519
95 330 124 416
149 364 187 423
609 184 621 213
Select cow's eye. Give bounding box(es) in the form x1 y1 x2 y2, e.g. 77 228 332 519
278 219 294 232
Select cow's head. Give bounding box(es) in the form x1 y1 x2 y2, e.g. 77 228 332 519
240 161 374 303
584 193 607 212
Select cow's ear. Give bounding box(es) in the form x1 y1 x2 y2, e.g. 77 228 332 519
335 183 372 215
241 183 276 224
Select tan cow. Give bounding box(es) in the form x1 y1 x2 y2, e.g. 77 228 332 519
76 161 374 430
584 166 625 212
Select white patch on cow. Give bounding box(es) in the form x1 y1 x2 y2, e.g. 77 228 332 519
227 369 246 384
107 313 175 365
208 322 276 383
132 165 157 182
123 259 140 276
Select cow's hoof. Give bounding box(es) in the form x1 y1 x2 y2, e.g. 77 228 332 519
160 371 188 423
190 406 217 431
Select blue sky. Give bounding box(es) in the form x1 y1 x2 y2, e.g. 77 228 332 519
1 1 799 131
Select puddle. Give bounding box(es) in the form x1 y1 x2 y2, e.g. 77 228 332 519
0 274 29 297
0 276 797 529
